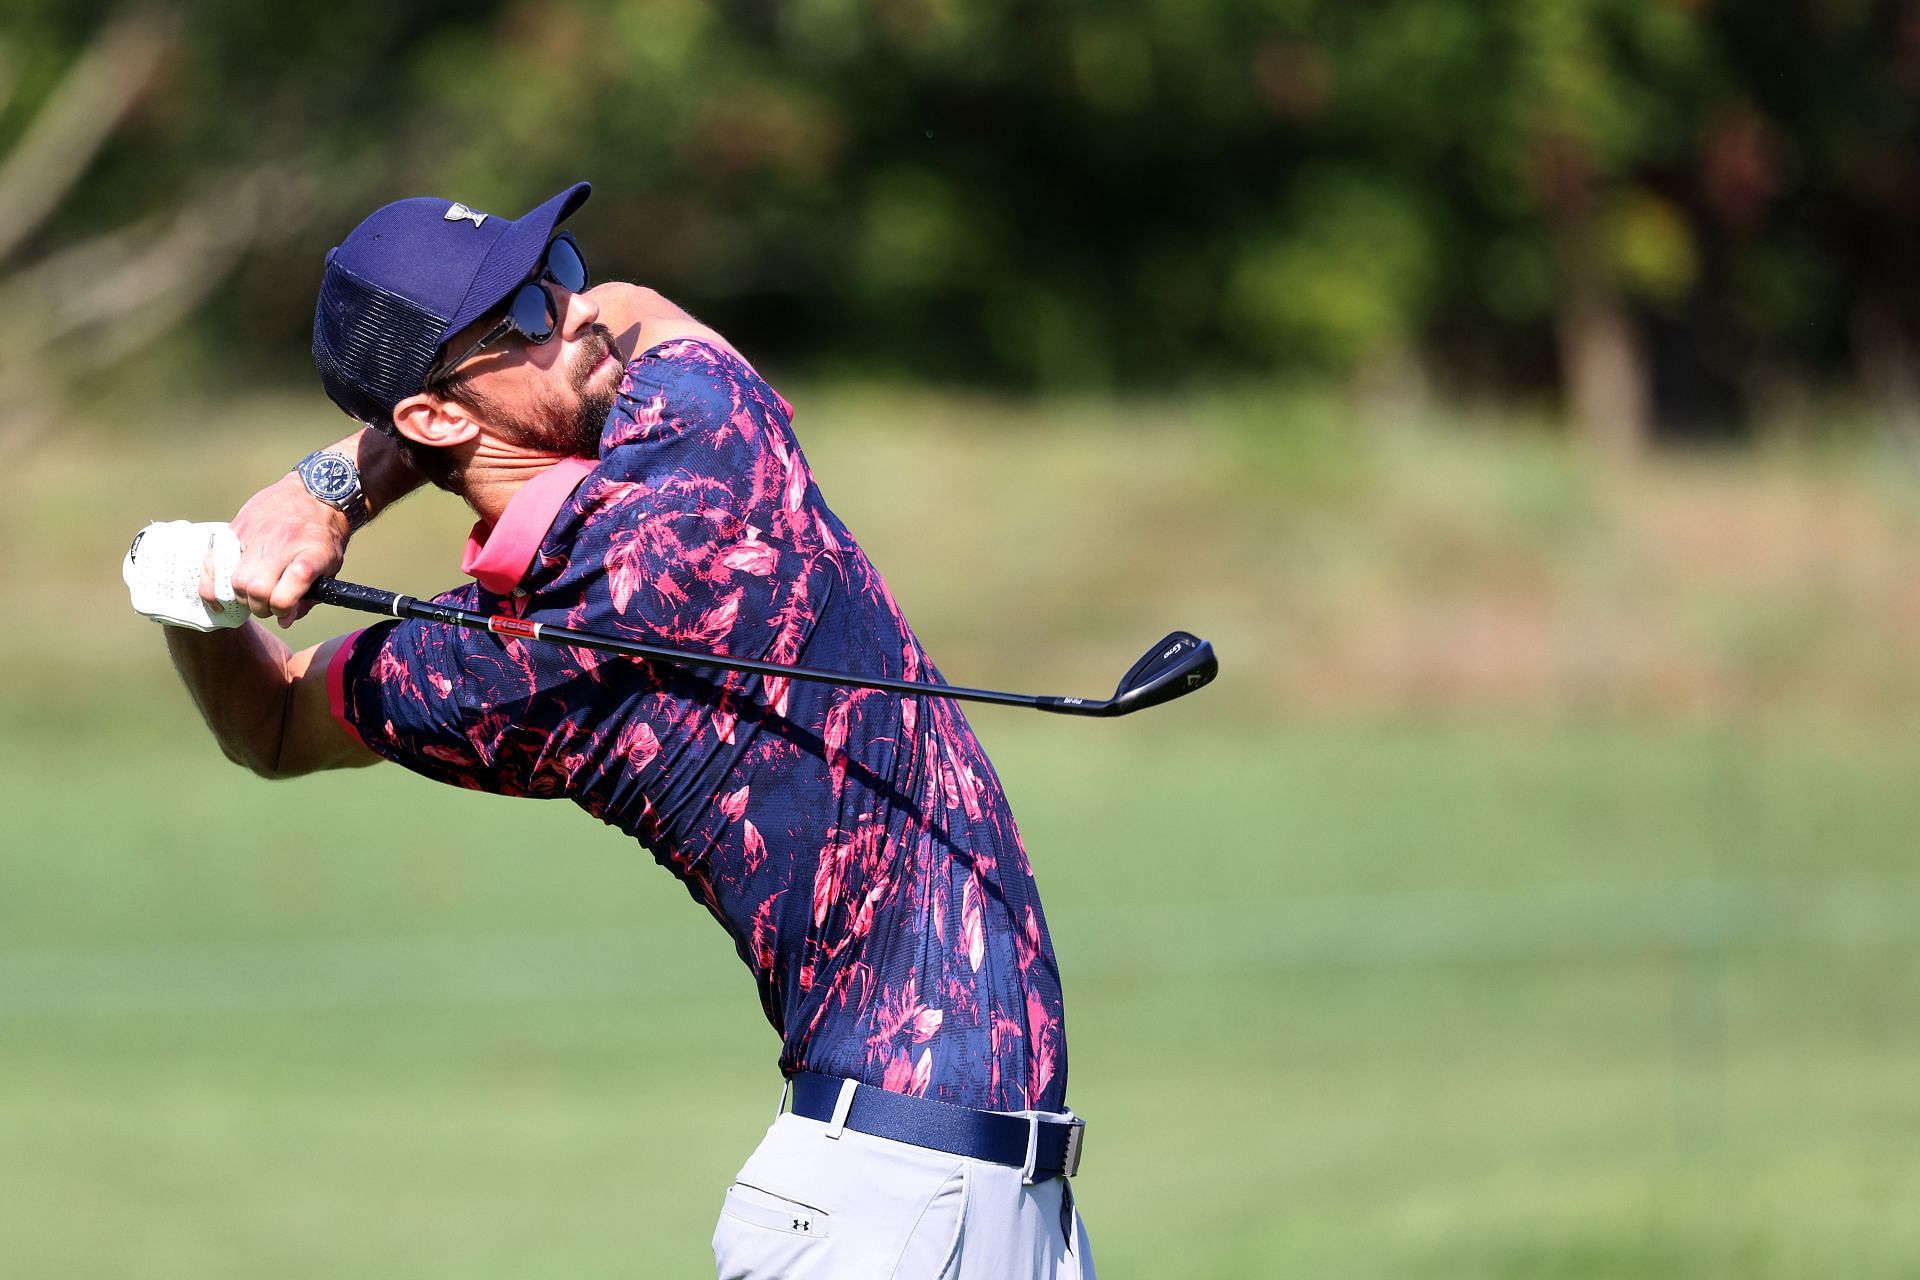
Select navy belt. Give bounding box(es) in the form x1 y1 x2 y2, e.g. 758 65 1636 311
786 1071 1085 1183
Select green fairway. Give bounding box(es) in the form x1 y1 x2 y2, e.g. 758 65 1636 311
7 718 1920 1276
9 398 1920 1276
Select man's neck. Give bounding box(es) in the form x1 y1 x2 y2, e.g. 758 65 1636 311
462 447 587 526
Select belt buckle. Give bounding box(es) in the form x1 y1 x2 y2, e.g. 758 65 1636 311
1019 1115 1087 1184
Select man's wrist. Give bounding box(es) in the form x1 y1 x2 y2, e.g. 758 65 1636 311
294 449 370 529
351 427 427 519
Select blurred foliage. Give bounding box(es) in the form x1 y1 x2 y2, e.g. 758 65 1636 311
6 0 1920 418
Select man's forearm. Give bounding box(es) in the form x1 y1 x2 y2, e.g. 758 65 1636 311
343 425 426 521
228 427 422 622
165 622 298 777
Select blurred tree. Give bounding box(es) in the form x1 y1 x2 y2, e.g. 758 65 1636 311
1700 0 1920 437
5 0 1918 440
0 0 508 440
0 3 200 441
1501 0 1692 457
1267 0 1721 454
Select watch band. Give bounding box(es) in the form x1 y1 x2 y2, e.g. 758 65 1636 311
294 449 369 529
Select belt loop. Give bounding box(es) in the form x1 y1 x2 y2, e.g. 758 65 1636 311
825 1077 857 1140
1018 1114 1042 1184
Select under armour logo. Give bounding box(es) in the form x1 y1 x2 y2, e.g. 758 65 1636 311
792 1218 811 1232
444 202 488 228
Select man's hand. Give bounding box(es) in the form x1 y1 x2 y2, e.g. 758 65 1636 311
218 470 350 627
208 428 425 626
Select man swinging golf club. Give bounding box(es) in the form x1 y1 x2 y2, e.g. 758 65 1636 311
125 182 1100 1278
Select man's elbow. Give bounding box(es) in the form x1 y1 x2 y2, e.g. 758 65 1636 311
230 733 350 780
215 697 304 779
219 736 295 780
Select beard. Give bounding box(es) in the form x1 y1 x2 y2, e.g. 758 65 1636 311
483 322 621 458
561 322 621 454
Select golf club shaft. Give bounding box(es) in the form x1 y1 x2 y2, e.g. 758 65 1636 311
307 576 1102 714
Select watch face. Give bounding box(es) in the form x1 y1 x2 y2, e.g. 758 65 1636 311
305 454 358 503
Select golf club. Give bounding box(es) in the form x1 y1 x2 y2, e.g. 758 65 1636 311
306 576 1218 718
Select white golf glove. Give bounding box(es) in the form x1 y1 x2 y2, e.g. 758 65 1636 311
123 520 248 632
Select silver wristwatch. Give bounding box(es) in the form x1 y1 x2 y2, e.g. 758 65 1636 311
294 449 369 528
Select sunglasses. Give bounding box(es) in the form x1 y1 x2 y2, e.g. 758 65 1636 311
430 234 590 383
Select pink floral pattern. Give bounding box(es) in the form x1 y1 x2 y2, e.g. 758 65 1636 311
337 339 1067 1111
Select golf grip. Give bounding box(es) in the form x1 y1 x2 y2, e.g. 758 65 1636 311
307 577 409 617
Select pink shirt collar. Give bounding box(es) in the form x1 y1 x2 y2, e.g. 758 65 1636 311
460 456 598 595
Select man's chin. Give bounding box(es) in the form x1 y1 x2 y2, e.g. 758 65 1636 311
565 385 616 458
565 333 622 457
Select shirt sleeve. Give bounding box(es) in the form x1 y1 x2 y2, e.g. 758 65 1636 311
602 339 806 543
328 598 588 799
584 341 820 660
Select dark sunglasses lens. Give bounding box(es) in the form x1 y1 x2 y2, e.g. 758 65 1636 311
509 282 558 342
545 238 587 292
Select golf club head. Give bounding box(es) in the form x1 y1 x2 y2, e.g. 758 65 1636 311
1110 632 1218 715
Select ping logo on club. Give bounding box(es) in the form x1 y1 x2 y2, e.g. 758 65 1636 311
444 202 489 228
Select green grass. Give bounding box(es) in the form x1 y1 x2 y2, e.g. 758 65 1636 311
8 716 1920 1276
8 395 1920 1275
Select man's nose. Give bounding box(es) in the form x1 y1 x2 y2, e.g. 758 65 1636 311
560 285 600 338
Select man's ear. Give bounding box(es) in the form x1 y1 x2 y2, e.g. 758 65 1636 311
391 391 481 451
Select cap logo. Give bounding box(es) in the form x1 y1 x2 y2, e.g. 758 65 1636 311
444 202 489 228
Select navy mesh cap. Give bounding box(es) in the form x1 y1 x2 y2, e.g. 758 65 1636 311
312 182 591 429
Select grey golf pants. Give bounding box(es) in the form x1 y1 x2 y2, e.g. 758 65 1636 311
712 1107 1095 1279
